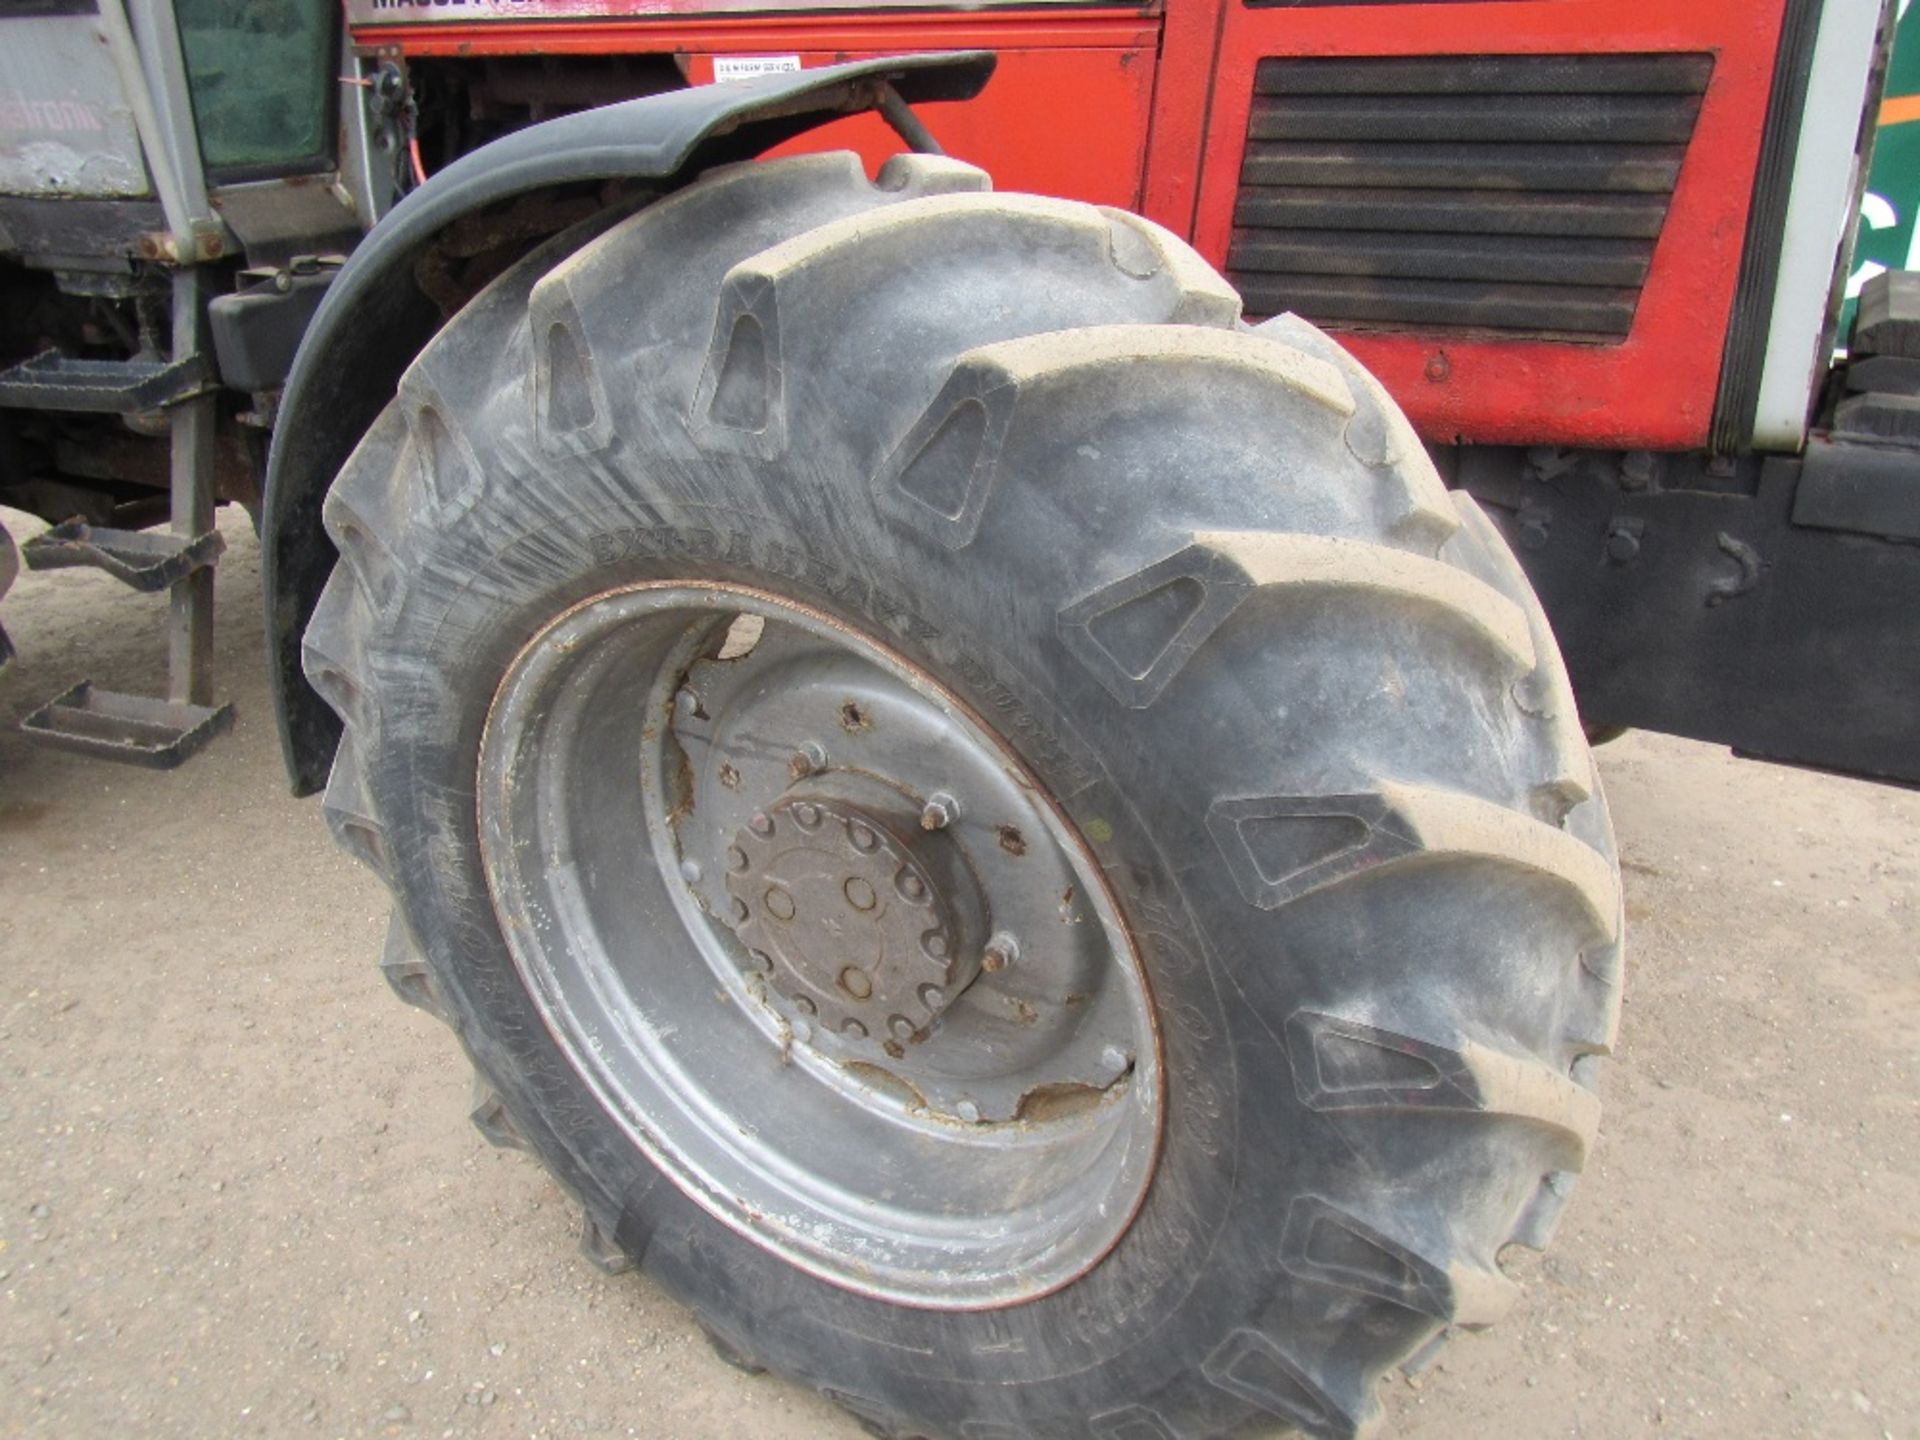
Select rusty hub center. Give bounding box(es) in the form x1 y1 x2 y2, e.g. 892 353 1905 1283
725 788 984 1040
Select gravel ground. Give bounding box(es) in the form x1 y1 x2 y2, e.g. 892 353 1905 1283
1 507 1915 1439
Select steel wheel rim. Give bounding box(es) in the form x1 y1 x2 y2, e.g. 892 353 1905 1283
476 583 1162 1308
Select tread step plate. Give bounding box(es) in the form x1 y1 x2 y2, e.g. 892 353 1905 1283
0 349 215 414
21 521 223 593
20 680 233 768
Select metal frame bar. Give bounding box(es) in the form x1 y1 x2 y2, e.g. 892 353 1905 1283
168 267 216 708
95 0 224 261
335 39 397 229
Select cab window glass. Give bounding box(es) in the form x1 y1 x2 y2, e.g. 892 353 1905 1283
176 0 335 179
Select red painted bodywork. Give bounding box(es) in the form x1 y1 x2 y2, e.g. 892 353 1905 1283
364 11 1161 209
355 0 1791 450
1171 0 1788 449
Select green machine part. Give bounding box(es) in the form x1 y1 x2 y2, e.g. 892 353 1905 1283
1844 1 1920 339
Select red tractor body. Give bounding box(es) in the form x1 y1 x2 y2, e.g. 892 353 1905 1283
353 0 1816 452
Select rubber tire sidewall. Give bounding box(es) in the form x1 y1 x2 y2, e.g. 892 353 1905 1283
375 492 1269 1434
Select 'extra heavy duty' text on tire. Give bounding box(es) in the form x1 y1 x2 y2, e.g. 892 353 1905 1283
303 152 1622 1439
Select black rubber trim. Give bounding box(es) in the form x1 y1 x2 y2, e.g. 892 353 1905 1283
1454 442 1920 787
0 0 99 16
1249 54 1712 94
1794 435 1920 541
261 52 995 794
1709 0 1823 455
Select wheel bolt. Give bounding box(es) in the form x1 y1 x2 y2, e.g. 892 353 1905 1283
789 742 827 780
888 1015 915 1042
792 802 821 830
749 950 773 974
920 791 958 831
726 846 749 873
923 931 948 959
750 812 774 836
898 871 926 901
842 1018 868 1040
849 822 878 852
792 994 816 1017
982 932 1018 972
955 1100 981 1124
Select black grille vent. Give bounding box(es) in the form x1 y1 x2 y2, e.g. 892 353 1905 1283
1229 54 1713 341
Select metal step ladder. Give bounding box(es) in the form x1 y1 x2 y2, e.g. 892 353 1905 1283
5 268 233 768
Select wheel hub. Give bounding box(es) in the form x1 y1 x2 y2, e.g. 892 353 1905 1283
477 583 1163 1308
725 783 985 1041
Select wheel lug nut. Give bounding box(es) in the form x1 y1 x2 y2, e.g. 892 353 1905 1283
982 932 1018 972
922 930 948 959
789 742 826 780
749 950 773 974
848 822 877 852
918 984 945 1011
839 967 873 1000
791 994 816 1017
920 791 958 831
792 802 821 829
955 1100 981 1124
750 812 774 836
898 871 926 901
841 1018 868 1040
888 1015 915 1042
726 846 749 873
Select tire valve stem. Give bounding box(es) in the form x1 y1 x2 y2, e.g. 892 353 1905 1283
920 791 958 831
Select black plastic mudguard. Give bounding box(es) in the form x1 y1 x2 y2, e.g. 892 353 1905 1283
262 53 995 794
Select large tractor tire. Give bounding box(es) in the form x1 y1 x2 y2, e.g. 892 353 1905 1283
304 152 1621 1439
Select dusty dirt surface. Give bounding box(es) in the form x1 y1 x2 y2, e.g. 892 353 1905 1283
1 507 1915 1439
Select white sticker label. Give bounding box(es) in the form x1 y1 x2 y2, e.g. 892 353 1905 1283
713 55 803 83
